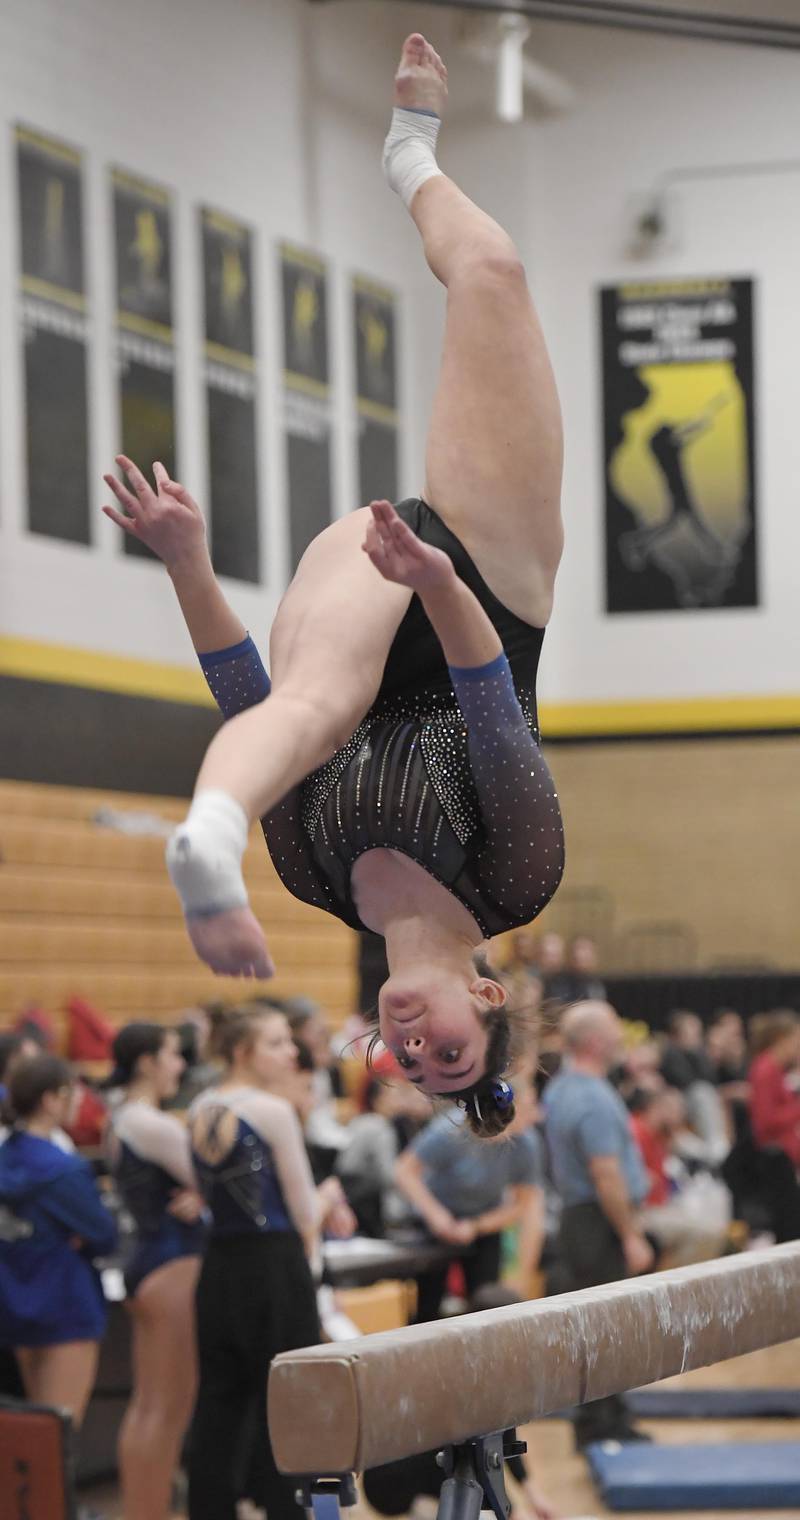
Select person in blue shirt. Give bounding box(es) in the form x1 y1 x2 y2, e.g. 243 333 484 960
395 1081 545 1319
101 31 566 1128
108 1022 207 1520
0 1054 116 1427
543 1001 653 1450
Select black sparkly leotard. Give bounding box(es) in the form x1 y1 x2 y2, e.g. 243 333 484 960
200 499 564 937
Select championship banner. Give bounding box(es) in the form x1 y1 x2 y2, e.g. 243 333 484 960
280 244 332 574
353 275 399 506
201 209 260 583
602 277 757 612
17 126 90 542
112 169 176 559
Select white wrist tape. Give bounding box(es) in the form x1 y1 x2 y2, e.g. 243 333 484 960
165 789 249 917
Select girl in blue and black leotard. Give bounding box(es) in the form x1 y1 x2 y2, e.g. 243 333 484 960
186 1002 322 1520
0 1054 116 1427
189 498 564 1138
105 477 565 1140
108 1023 207 1520
104 34 567 1136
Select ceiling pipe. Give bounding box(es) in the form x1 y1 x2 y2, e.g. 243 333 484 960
312 0 800 53
496 14 529 122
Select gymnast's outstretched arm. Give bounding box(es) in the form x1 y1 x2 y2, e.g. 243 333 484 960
367 500 564 918
364 497 501 667
105 460 276 729
103 457 248 657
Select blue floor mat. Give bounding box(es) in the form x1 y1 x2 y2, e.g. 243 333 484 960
627 1387 800 1419
586 1440 800 1510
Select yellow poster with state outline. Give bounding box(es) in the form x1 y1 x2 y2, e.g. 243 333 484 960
601 278 757 612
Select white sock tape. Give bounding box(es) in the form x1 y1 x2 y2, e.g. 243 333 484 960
382 106 442 210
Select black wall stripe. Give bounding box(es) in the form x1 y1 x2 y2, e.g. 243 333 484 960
0 676 221 796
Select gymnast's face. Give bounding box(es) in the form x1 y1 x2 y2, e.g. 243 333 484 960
378 971 507 1094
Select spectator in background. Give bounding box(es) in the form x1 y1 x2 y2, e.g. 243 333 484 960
505 929 544 1002
0 1032 41 1110
748 1010 800 1168
559 935 607 1005
331 1006 374 1063
335 1071 427 1236
534 1000 564 1095
285 1040 348 1193
631 1088 729 1267
717 1010 800 1245
280 996 349 1156
1 1034 75 1153
186 1004 323 1520
611 1039 664 1110
708 1009 747 1077
537 931 568 1004
12 1007 55 1052
0 1056 116 1427
108 1023 207 1520
707 1009 750 1144
0 1032 42 1402
660 1010 728 1167
660 1011 715 1089
395 1083 545 1319
166 1004 221 1111
543 1002 652 1449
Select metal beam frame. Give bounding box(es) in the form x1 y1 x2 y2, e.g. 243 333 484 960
312 0 800 52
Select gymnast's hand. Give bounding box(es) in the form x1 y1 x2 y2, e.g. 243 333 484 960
102 456 207 571
185 905 275 981
362 499 455 595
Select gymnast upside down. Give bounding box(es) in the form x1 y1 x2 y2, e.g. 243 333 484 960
104 34 565 1136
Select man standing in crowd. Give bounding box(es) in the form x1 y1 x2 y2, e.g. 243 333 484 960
543 1002 653 1449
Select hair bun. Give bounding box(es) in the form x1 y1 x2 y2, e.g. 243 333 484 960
462 1082 516 1139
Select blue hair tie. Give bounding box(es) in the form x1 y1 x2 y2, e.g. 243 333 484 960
491 1078 514 1110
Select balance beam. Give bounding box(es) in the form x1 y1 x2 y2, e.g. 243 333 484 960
268 1242 800 1475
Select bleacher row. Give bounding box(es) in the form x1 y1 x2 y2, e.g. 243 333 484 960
0 780 358 1032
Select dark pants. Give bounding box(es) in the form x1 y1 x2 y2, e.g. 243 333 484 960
188 1233 320 1520
414 1231 502 1323
559 1202 632 1446
723 1139 800 1242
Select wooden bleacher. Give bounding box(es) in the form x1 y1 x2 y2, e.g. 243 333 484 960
0 780 358 1035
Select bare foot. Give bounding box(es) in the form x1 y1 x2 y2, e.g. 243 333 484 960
394 32 448 117
185 904 275 979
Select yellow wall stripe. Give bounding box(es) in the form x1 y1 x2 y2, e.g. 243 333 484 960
1 636 798 734
0 636 214 707
541 692 800 737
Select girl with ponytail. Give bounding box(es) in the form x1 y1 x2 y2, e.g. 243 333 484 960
186 1002 323 1520
108 1022 206 1520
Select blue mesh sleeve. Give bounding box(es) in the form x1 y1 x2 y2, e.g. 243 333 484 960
199 634 271 719
447 653 564 917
